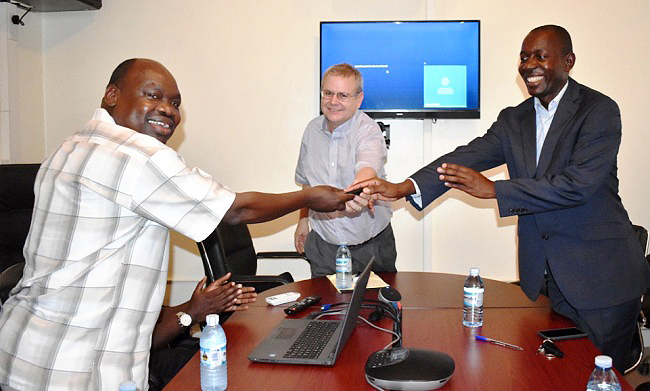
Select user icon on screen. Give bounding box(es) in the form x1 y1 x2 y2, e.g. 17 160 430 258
437 77 454 95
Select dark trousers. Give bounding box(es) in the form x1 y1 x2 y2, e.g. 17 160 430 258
545 267 641 373
148 336 198 391
305 223 397 277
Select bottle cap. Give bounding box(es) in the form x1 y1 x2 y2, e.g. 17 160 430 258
469 267 479 276
119 380 137 391
206 314 219 326
594 355 613 368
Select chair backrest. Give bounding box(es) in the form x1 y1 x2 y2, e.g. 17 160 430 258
197 221 259 283
197 228 228 283
0 164 39 272
0 163 40 303
215 222 258 275
627 224 650 373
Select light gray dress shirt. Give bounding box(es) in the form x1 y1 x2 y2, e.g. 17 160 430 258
295 110 391 245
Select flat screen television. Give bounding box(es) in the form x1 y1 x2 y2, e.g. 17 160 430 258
320 20 480 119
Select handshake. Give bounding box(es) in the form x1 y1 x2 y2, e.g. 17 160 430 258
343 177 416 213
344 162 497 214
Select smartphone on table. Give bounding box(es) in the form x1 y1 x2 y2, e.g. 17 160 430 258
537 327 588 340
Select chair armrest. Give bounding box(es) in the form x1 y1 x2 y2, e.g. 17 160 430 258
231 274 292 285
0 262 24 303
256 251 307 259
230 272 294 294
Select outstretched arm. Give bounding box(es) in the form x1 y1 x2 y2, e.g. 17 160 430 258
347 177 416 201
223 186 353 225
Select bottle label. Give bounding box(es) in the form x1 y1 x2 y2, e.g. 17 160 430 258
463 287 484 306
200 343 227 369
336 257 351 273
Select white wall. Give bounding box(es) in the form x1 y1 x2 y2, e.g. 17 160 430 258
0 3 44 163
429 0 650 279
9 0 650 304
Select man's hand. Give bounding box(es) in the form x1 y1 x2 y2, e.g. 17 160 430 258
345 193 370 214
186 274 257 322
306 186 354 212
294 217 309 253
437 163 496 199
346 178 415 201
345 178 413 212
345 166 375 213
347 177 414 210
229 287 257 312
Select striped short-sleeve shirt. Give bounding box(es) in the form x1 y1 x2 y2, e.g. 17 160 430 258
0 109 235 391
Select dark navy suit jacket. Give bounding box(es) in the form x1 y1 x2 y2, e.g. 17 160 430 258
409 78 650 309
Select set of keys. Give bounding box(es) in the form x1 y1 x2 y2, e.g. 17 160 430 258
537 339 564 358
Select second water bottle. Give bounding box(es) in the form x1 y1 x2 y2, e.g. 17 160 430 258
335 243 352 289
462 267 484 327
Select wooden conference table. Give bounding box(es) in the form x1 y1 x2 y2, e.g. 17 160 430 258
164 272 634 390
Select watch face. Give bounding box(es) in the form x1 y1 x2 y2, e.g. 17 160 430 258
177 312 192 326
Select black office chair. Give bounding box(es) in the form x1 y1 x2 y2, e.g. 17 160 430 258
626 224 649 375
0 163 40 304
627 299 646 375
197 221 309 294
0 262 25 304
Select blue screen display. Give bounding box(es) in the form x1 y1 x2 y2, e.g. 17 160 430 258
320 21 480 119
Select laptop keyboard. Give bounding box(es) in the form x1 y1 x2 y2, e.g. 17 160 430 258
284 321 340 359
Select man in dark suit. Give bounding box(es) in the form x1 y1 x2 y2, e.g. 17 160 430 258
350 25 650 372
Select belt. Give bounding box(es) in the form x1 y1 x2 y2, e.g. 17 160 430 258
347 223 391 248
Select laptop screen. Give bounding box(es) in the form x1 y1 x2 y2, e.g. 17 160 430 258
331 257 375 359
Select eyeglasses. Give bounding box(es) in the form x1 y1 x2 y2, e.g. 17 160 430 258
320 89 360 103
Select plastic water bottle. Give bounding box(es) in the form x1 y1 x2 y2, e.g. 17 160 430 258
586 355 621 391
200 314 227 391
462 267 484 327
118 380 137 391
335 243 352 289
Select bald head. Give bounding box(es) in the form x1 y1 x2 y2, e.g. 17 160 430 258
106 58 138 89
101 58 182 144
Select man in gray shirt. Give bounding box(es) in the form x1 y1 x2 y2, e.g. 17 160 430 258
295 63 396 276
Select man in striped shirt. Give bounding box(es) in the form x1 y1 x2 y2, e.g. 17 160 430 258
0 58 352 391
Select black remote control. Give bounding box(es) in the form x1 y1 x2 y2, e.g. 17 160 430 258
284 295 321 315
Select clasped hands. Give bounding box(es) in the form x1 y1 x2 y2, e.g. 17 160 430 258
344 191 372 214
345 163 496 211
187 273 257 324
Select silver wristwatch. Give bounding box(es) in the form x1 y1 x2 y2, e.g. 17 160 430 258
176 311 192 327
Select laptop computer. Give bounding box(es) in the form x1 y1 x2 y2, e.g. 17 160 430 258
248 257 375 366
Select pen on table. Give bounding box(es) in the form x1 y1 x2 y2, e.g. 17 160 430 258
475 335 524 351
